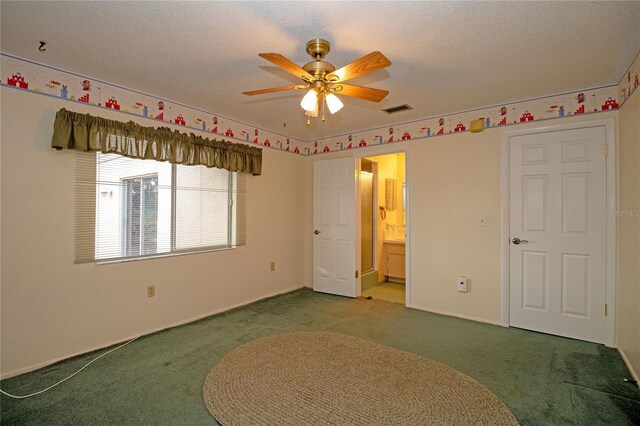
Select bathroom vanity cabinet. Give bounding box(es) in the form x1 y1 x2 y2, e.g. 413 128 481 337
384 242 405 282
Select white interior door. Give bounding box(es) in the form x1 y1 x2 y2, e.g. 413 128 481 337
313 158 359 297
509 126 607 343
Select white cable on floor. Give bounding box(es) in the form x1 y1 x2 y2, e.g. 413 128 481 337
0 334 143 399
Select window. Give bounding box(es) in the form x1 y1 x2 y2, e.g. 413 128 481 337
87 152 242 262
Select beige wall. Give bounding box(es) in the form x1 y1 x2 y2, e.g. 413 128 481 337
304 112 617 325
617 89 640 379
407 128 502 322
0 88 306 377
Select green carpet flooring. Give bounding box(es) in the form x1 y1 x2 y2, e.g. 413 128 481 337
1 288 638 425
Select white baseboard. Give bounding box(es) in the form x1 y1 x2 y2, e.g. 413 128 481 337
0 285 304 380
409 303 502 326
618 347 640 385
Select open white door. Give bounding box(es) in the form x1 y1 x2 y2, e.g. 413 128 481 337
313 157 359 297
509 125 607 343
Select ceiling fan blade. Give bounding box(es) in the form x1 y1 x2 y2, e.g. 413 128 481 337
325 51 391 83
332 84 389 102
258 53 314 80
242 85 306 96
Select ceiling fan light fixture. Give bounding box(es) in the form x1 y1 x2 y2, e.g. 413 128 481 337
305 100 319 117
325 93 344 114
301 89 318 112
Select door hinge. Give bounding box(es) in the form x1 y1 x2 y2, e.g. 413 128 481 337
604 144 609 157
355 270 359 279
605 304 608 316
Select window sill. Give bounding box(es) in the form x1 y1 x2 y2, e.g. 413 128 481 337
90 245 237 265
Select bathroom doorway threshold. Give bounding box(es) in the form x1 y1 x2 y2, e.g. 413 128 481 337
362 282 406 304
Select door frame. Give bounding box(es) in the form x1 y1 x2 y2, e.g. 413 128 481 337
355 145 411 307
500 118 616 347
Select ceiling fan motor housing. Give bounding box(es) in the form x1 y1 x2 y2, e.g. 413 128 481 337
303 39 336 83
302 60 336 80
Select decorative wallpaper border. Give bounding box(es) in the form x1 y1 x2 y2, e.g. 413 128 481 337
308 85 618 155
1 53 624 157
1 54 307 155
618 50 640 106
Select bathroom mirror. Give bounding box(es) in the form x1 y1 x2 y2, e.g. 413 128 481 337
385 178 396 210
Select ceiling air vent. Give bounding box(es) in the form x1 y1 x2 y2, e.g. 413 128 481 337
382 104 413 114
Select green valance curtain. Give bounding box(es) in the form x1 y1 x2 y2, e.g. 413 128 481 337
51 108 262 175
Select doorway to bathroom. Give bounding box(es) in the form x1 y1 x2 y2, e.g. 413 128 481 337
360 152 406 305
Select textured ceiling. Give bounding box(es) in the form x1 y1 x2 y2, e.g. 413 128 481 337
2 1 640 140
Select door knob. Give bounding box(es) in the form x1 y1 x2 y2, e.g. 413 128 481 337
314 230 320 235
512 237 528 245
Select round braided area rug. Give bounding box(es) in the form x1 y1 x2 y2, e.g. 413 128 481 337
203 332 518 425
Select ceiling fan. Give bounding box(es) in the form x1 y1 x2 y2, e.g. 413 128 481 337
242 39 391 124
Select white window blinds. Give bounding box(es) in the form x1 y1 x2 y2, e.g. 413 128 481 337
75 152 246 263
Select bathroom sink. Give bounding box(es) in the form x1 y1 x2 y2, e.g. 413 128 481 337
383 238 405 245
383 227 405 244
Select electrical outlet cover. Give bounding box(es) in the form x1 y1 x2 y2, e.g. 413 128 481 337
457 277 468 292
